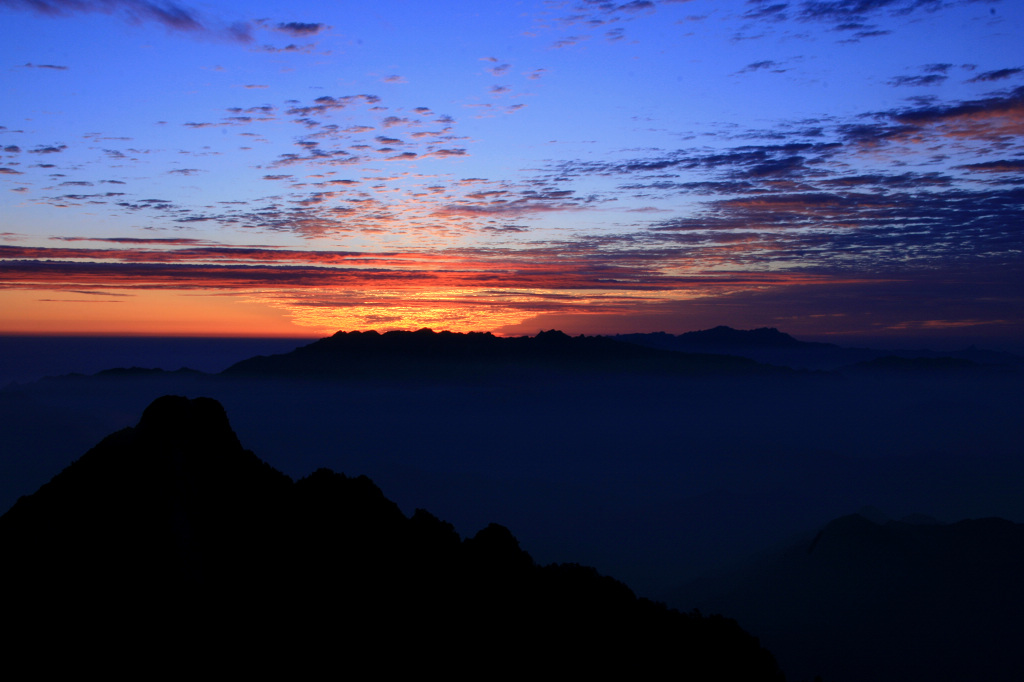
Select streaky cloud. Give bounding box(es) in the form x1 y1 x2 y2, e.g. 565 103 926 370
889 74 947 86
966 67 1023 83
2 0 254 42
21 62 69 70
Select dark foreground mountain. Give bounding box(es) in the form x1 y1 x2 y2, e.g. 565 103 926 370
3 326 1022 605
0 395 784 678
675 511 1024 682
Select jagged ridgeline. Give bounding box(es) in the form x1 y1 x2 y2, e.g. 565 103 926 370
0 395 784 678
222 328 786 381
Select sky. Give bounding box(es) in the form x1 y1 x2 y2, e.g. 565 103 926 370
1 0 1022 343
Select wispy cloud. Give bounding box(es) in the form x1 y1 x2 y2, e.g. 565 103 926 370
737 59 789 74
20 62 68 70
889 74 947 86
2 0 254 42
967 67 1023 83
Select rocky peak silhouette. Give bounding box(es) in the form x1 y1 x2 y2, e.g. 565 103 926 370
1 395 785 679
137 394 233 438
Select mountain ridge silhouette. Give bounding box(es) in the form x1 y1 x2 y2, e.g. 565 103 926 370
613 327 1024 371
221 327 790 382
617 326 814 349
9 326 1017 386
0 394 786 678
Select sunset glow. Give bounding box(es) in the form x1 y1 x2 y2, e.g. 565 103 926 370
2 0 1022 341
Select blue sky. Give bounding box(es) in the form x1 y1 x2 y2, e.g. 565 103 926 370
1 0 1022 342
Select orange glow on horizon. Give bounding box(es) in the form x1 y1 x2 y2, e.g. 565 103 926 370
0 289 311 337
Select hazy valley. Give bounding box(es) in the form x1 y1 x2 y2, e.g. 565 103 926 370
2 327 1022 680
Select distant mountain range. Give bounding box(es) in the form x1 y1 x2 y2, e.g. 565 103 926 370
221 326 1022 379
0 395 784 678
6 327 1019 387
221 327 792 382
612 326 1024 371
207 325 1007 382
618 326 815 350
147 326 1024 381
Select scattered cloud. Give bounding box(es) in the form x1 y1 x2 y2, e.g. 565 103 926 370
3 0 1020 337
738 60 788 74
28 145 67 154
257 43 314 54
551 35 586 49
275 21 326 37
285 94 380 118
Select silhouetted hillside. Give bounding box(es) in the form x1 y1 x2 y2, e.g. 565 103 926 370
613 327 1024 372
1 395 785 678
675 511 1024 682
619 326 813 349
222 328 788 382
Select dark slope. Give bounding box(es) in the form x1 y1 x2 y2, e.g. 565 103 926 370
0 396 292 590
612 327 840 370
619 326 815 350
0 395 784 679
0 334 316 387
675 511 1024 682
613 326 1024 372
837 354 1005 377
222 328 790 382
